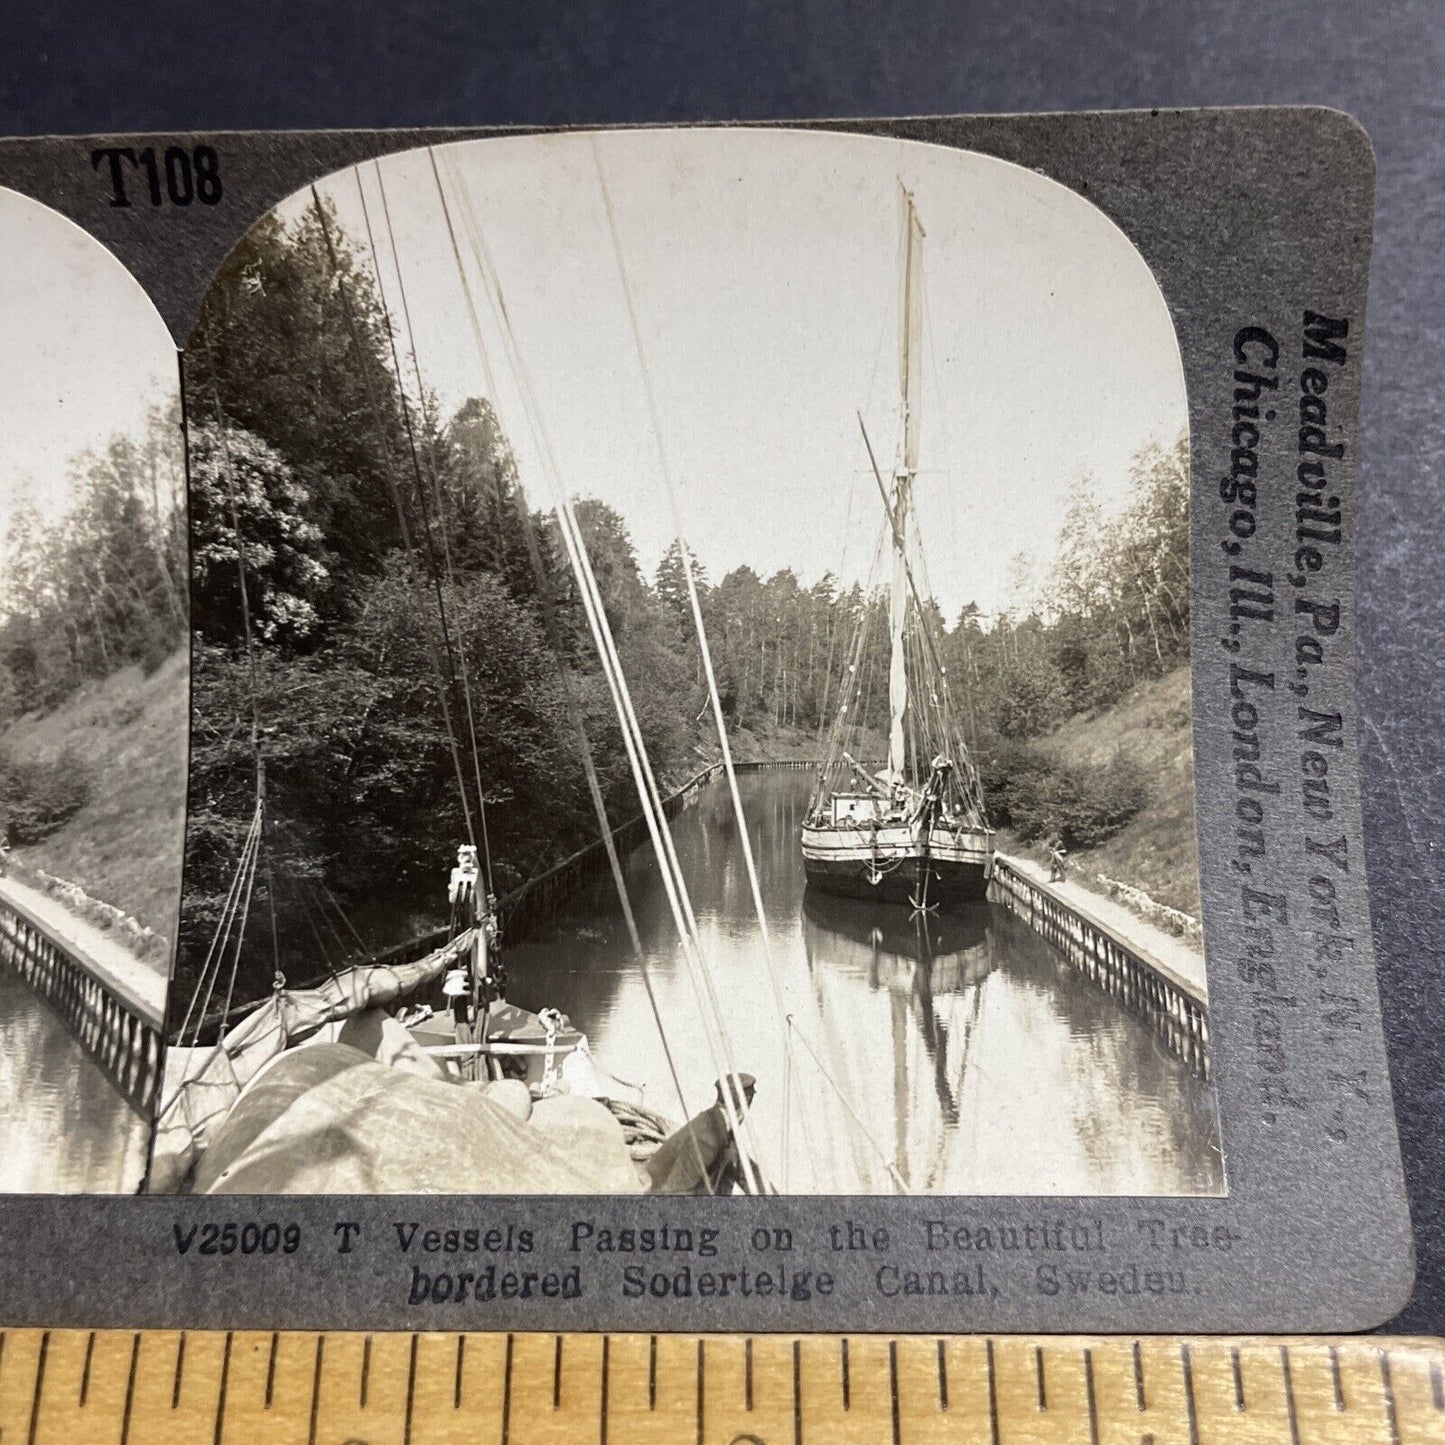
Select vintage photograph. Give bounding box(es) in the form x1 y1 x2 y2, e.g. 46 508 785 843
156 128 1223 1197
0 188 185 1191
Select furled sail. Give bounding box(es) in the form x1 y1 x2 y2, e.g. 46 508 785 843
150 928 478 1191
887 186 926 785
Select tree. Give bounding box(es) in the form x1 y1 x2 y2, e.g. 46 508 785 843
185 199 414 603
187 422 331 650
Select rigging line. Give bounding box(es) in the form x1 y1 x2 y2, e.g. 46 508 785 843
447 154 764 1190
308 183 477 854
216 802 266 1040
173 799 259 1053
590 138 820 1181
512 523 717 1193
198 324 291 1004
192 806 261 1038
426 148 714 1190
371 160 496 897
436 150 752 1107
818 525 888 791
583 153 794 1184
289 876 342 977
319 881 370 955
293 877 350 977
187 800 262 1052
541 424 765 1189
858 413 986 819
818 301 888 749
524 429 762 1184
353 165 483 844
918 264 970 713
787 1016 911 1194
918 260 959 550
910 511 983 816
259 764 282 980
813 520 852 753
198 332 263 769
201 367 293 1016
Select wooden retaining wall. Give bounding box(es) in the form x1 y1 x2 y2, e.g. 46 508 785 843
0 892 164 1113
990 857 1210 1080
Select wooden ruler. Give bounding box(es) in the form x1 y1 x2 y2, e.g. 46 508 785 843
0 1330 1442 1443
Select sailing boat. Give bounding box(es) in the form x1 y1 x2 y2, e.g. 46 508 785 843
801 186 994 908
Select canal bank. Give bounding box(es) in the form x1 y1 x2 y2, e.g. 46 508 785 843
990 853 1209 1080
0 873 164 1191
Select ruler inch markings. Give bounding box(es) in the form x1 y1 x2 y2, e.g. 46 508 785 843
119 1333 139 1445
306 1335 322 1445
78 1331 95 1409
1281 1342 1303 1445
5 1331 1445 1443
1380 1345 1402 1445
987 1337 1001 1445
26 1329 48 1445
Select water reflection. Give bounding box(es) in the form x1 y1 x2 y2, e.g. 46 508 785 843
800 890 992 1190
508 771 1224 1196
0 967 149 1192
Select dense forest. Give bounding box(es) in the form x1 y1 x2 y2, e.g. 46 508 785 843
0 405 187 845
175 197 1192 1009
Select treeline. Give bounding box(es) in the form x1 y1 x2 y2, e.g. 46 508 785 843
0 405 187 843
952 440 1191 848
0 404 187 720
944 438 1190 741
178 197 1191 1008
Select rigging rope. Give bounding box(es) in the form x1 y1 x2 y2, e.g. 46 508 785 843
309 183 479 856
171 329 281 1066
436 150 766 1192
589 137 822 1183
858 413 987 821
368 161 497 897
427 148 716 1190
786 1016 910 1193
172 796 261 1051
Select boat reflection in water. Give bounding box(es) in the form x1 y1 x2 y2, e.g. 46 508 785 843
508 771 1222 1197
800 890 993 1193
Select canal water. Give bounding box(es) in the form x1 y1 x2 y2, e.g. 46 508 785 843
0 967 149 1192
508 770 1225 1197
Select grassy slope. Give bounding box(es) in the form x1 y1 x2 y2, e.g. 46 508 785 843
1027 665 1200 917
3 648 188 944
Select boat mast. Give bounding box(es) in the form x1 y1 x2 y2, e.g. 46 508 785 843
887 184 925 788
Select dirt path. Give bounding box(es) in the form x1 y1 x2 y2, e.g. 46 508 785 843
999 852 1208 1000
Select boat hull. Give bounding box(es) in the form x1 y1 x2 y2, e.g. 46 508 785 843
800 823 994 907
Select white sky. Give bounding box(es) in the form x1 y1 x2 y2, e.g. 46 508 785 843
0 188 177 542
284 128 1186 621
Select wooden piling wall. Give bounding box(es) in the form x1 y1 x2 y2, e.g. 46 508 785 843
0 892 164 1114
990 856 1211 1079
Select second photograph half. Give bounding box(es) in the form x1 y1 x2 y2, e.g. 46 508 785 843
155 127 1221 1198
